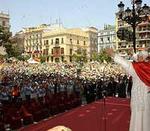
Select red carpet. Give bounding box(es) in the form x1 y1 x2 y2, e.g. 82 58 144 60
19 97 130 131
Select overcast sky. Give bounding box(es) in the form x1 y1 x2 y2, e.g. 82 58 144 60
0 0 149 34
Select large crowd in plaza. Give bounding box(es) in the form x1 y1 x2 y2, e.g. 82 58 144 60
0 61 132 130
0 60 133 102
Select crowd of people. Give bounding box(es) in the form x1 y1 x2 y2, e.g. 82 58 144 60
0 61 132 103
0 61 133 130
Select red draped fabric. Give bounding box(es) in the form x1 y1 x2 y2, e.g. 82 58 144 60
132 62 150 87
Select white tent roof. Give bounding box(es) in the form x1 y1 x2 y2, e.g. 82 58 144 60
27 57 39 64
0 46 7 55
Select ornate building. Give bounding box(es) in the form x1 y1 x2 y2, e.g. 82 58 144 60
23 24 50 58
0 12 10 56
115 7 150 54
23 24 98 62
98 25 116 52
0 12 10 31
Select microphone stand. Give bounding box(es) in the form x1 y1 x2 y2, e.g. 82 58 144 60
102 89 107 131
102 63 108 131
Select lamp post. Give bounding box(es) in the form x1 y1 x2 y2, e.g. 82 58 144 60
117 0 149 53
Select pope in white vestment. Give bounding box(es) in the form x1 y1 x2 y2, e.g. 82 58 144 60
106 49 150 131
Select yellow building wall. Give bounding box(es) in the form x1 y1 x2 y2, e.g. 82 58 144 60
23 25 98 63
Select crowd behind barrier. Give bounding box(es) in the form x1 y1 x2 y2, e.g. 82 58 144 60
0 61 132 130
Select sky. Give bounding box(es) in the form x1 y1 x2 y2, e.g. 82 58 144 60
0 0 149 34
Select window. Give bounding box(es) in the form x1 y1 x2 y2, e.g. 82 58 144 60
101 38 103 42
61 56 64 62
46 40 49 45
44 40 49 45
40 34 42 38
55 58 60 62
70 49 72 55
51 57 53 62
107 37 110 42
2 21 6 26
77 40 79 44
70 39 72 44
84 41 86 45
70 56 72 62
55 38 59 44
43 49 48 55
61 48 64 54
61 38 64 44
51 49 53 54
51 39 53 45
36 46 38 50
40 40 42 45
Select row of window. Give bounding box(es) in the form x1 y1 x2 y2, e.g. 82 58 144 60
1 21 6 26
25 46 42 51
27 48 75 56
26 40 42 45
43 38 87 45
99 37 115 42
50 56 72 62
118 43 145 48
25 34 42 39
43 38 64 45
138 28 150 31
25 43 42 48
98 31 115 36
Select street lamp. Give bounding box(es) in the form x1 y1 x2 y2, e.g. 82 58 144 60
117 0 149 53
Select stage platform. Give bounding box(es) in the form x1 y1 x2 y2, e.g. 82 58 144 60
19 97 130 131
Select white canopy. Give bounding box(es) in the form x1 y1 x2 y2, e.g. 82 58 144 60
27 57 39 64
0 46 7 55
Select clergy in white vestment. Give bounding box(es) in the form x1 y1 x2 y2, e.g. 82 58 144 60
106 48 150 131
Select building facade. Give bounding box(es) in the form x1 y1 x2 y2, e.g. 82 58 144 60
23 24 50 58
0 12 10 56
12 31 25 54
23 24 98 63
98 25 116 52
115 9 150 54
0 12 10 31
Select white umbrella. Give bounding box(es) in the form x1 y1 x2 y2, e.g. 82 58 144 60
0 46 7 55
27 57 39 64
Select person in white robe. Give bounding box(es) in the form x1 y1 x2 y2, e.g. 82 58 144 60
106 48 150 131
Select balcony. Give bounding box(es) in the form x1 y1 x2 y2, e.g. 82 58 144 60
137 29 150 33
137 37 150 41
54 43 60 47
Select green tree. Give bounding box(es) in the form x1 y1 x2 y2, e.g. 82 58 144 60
17 54 30 61
40 55 47 63
0 26 11 46
72 48 87 64
91 52 99 61
0 25 22 58
98 49 112 63
4 42 22 58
